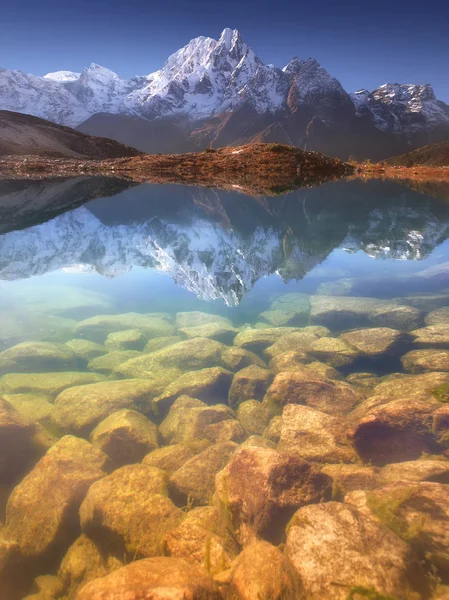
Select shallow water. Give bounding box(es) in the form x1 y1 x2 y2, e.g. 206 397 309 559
1 177 449 598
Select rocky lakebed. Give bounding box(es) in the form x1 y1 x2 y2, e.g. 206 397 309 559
1 289 449 600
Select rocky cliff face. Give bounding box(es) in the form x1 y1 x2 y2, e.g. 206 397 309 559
0 29 448 159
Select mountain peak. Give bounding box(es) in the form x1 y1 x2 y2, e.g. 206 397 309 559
218 28 241 48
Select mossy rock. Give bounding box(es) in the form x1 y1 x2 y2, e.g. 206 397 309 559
65 339 106 364
228 365 274 408
142 440 210 475
143 336 183 353
75 313 174 343
0 371 106 397
3 393 54 426
90 409 159 466
178 322 239 345
87 350 141 374
0 341 77 374
175 311 232 329
264 327 330 359
401 349 449 373
410 325 449 348
233 328 301 354
237 400 271 436
104 328 147 352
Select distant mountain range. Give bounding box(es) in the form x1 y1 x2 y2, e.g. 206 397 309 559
1 179 449 304
0 28 448 160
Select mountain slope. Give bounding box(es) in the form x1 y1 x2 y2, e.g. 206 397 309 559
383 141 449 167
0 29 448 159
0 110 141 158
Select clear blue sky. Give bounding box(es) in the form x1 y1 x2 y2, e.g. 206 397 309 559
2 0 448 101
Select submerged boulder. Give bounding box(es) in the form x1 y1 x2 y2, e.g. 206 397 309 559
264 372 359 416
53 379 161 435
75 557 221 600
0 341 77 374
90 409 159 466
58 534 122 600
308 336 360 367
270 292 311 316
4 436 108 564
401 349 449 373
169 441 238 505
175 311 231 329
75 313 174 343
220 346 266 371
178 322 239 345
340 327 409 357
373 371 449 402
143 335 183 353
425 307 449 326
87 350 141 374
259 309 306 327
104 328 147 352
237 400 272 436
3 392 55 426
228 365 274 408
215 446 332 545
65 339 106 364
225 540 302 600
279 404 357 464
142 440 210 475
411 324 449 348
153 367 233 414
264 327 330 358
285 501 424 600
79 464 180 559
0 371 105 397
380 459 449 484
233 328 300 354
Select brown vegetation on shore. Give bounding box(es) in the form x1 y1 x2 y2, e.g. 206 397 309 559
0 143 353 196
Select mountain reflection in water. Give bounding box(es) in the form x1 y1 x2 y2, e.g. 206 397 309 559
1 178 449 307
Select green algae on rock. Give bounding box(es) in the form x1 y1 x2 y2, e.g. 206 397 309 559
0 371 106 397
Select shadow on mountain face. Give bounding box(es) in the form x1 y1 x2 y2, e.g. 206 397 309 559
0 176 137 234
1 178 449 305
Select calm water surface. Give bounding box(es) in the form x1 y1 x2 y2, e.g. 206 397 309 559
1 177 449 598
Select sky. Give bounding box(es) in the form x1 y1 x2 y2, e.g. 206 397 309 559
2 0 448 101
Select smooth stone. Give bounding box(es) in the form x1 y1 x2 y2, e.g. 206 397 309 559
237 400 272 436
75 557 220 600
264 372 360 416
411 324 449 348
264 327 330 358
53 379 162 435
142 440 210 475
225 540 302 600
58 534 122 600
349 399 440 465
3 393 54 426
401 349 449 373
279 404 357 463
158 396 236 445
163 506 238 575
75 313 174 343
90 409 159 466
380 459 449 484
178 322 239 345
269 293 311 315
286 502 423 600
175 311 231 329
0 371 105 397
169 441 238 505
114 338 227 381
87 350 141 374
308 336 360 367
65 339 106 364
228 365 274 408
259 309 306 327
4 436 108 562
340 327 409 356
310 295 421 331
79 464 179 558
0 341 77 374
426 307 449 326
153 367 233 415
215 446 332 545
143 335 183 353
104 329 147 352
233 328 301 354
346 482 449 576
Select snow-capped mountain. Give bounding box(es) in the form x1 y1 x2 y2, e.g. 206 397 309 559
1 180 449 304
0 28 448 159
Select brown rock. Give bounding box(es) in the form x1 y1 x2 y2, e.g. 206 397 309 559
169 442 238 505
264 327 330 358
340 327 409 356
411 325 449 348
226 540 302 600
79 464 181 558
228 365 274 408
425 307 449 326
285 501 423 600
237 400 271 436
264 372 359 416
215 446 332 545
402 349 449 373
262 416 283 444
308 336 360 367
349 399 439 465
75 556 220 599
90 409 159 466
321 464 380 494
220 346 266 371
373 371 449 402
233 328 300 354
142 440 210 475
380 459 449 484
178 322 238 345
153 367 233 414
279 404 357 464
4 436 108 564
87 350 141 374
104 328 147 352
